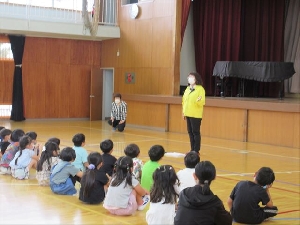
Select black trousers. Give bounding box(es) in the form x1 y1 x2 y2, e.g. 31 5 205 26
186 117 202 152
108 119 126 132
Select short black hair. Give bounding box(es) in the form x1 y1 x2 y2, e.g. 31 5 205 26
25 131 37 140
114 93 122 99
124 143 140 158
148 145 165 161
255 167 275 186
10 129 25 142
0 128 12 139
184 151 200 168
100 139 113 154
72 133 85 147
59 147 76 162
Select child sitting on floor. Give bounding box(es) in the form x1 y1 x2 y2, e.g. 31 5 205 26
0 129 25 175
227 167 278 224
79 152 110 204
103 156 150 215
141 145 165 191
176 151 200 192
100 139 117 177
124 143 143 181
9 135 40 180
174 161 232 225
36 141 60 186
50 147 83 195
146 165 179 225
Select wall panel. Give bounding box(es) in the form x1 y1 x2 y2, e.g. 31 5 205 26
22 62 47 118
21 36 100 119
126 100 165 129
101 0 178 96
46 38 70 64
23 37 47 63
248 111 300 148
0 61 14 104
69 65 91 118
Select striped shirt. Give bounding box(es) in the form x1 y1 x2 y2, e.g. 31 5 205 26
111 101 127 121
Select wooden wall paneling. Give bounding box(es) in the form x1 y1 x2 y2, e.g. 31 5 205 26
137 1 153 20
69 65 91 118
151 17 173 68
0 61 14 103
23 37 47 63
22 62 47 118
248 111 299 148
45 64 70 118
153 0 174 17
92 41 101 67
119 21 136 68
70 40 92 66
169 104 186 133
151 68 173 95
100 39 119 67
46 38 70 65
202 107 245 141
135 20 153 68
126 100 165 129
293 112 300 148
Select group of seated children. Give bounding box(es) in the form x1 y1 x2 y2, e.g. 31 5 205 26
0 126 278 224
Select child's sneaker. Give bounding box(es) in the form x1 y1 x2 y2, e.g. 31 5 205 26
0 166 11 175
138 195 150 211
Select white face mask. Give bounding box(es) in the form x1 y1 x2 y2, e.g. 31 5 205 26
188 77 196 85
115 99 120 104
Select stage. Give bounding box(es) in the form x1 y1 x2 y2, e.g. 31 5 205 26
122 94 300 149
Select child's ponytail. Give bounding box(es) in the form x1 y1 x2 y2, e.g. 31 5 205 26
37 141 58 172
15 135 31 166
81 152 103 198
202 180 211 195
111 156 133 187
195 161 216 195
81 164 97 198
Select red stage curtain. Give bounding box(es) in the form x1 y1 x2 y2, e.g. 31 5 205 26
240 0 286 97
193 0 242 96
181 0 192 47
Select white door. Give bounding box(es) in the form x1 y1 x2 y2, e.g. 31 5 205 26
102 69 114 120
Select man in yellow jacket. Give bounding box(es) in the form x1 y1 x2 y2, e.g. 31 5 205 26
182 72 206 153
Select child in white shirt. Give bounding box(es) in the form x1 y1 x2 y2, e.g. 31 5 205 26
177 151 200 192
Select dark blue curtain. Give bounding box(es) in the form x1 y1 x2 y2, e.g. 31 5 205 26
9 35 26 121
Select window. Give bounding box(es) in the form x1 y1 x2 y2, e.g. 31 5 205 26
0 43 13 60
0 105 12 118
122 0 138 5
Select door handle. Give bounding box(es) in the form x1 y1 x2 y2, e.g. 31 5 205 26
90 95 95 97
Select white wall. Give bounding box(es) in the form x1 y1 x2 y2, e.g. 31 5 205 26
180 3 196 85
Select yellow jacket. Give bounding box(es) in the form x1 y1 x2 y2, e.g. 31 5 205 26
182 85 205 118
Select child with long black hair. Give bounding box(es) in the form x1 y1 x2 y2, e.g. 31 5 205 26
79 152 110 204
9 135 39 179
174 161 232 225
146 165 179 225
103 156 150 216
36 141 59 186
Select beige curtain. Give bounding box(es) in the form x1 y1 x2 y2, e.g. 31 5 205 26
284 0 300 93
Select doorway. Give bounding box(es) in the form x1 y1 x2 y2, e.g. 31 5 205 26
102 68 114 120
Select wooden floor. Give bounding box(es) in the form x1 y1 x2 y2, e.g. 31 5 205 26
0 119 299 225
